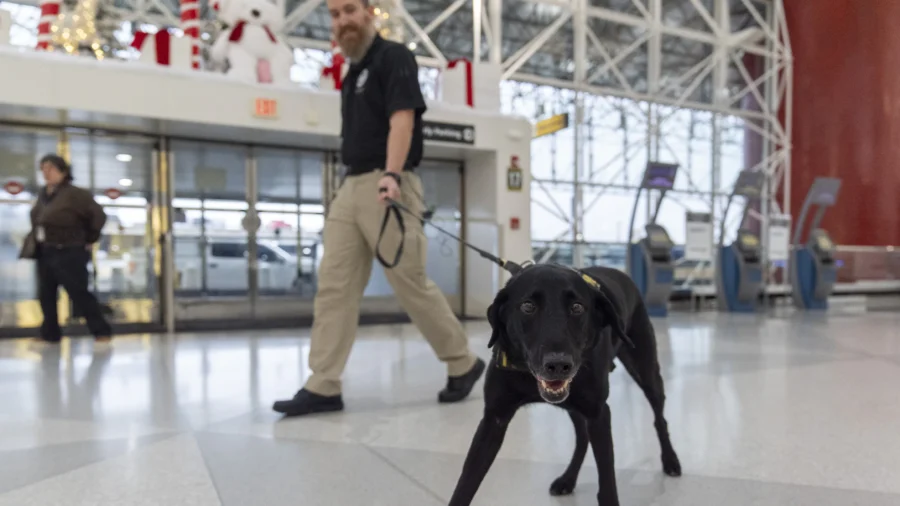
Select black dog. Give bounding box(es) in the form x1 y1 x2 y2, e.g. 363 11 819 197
448 263 681 505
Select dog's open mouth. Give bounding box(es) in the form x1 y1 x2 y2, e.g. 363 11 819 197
537 377 573 403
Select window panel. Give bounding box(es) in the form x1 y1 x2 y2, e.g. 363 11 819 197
531 184 573 242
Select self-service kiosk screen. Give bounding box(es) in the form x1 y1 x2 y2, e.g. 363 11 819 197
733 171 764 198
648 228 671 246
740 234 759 249
736 232 761 262
643 163 678 189
816 235 834 252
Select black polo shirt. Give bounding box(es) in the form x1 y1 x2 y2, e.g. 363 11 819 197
340 35 427 174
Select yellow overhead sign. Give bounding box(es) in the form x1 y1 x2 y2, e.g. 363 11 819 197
533 113 570 138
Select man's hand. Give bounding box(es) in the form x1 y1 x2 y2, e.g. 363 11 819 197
378 174 401 205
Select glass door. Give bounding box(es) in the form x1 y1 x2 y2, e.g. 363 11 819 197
253 147 325 302
169 140 254 323
0 126 163 335
0 125 58 333
69 132 158 326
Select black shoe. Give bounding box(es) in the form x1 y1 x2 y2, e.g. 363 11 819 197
272 389 344 417
438 358 486 404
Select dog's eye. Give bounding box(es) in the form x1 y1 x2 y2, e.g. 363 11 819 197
570 302 585 315
520 301 536 314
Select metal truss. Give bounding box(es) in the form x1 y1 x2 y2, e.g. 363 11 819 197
493 0 791 272
4 0 792 276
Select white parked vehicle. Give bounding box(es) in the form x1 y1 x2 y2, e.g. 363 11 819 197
174 239 300 293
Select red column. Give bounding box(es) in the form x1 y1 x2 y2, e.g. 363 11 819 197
785 0 900 246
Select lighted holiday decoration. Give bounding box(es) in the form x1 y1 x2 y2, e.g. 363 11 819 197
50 0 106 59
370 0 404 42
209 0 294 84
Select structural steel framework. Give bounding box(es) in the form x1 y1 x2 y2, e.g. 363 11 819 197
3 0 792 275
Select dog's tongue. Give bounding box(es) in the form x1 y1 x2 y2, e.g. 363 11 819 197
543 379 566 389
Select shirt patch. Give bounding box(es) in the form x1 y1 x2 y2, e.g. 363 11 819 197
356 68 369 93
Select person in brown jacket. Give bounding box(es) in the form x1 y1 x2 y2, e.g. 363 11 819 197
27 154 112 344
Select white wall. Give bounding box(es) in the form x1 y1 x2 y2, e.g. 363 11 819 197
0 9 10 47
0 47 532 318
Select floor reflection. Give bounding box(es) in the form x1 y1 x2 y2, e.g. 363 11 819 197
0 311 899 505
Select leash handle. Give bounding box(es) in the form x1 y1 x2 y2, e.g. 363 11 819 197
375 208 404 268
375 188 405 268
382 197 523 276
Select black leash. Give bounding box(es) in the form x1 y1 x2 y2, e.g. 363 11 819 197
375 189 522 276
376 189 633 361
374 200 406 269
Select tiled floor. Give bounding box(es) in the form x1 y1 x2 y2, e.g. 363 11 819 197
2 310 900 505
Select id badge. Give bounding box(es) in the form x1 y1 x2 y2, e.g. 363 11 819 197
35 226 45 242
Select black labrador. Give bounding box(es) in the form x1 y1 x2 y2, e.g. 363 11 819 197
448 263 681 506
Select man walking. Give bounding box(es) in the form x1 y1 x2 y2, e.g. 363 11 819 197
273 0 486 417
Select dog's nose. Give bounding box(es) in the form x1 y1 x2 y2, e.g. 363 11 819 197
541 353 574 378
251 8 260 17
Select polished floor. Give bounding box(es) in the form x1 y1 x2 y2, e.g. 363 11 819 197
2 309 900 505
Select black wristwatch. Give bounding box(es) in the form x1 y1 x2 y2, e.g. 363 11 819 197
381 171 402 186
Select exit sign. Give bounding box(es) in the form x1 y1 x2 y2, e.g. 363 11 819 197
253 98 278 119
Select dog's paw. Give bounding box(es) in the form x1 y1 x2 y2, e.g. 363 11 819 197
549 476 576 496
662 453 682 477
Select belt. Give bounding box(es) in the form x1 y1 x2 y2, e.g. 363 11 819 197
347 167 377 176
348 164 415 175
40 242 83 249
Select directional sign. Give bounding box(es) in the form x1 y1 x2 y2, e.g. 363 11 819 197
534 113 569 138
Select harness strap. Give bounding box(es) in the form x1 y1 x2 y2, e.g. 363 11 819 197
493 347 529 372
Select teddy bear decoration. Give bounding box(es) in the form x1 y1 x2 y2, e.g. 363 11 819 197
209 0 294 85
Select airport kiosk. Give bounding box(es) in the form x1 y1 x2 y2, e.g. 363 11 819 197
715 170 765 313
627 162 679 317
791 177 841 310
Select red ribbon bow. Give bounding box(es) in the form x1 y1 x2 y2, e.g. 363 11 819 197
131 30 172 65
228 20 277 43
322 41 345 90
448 58 474 107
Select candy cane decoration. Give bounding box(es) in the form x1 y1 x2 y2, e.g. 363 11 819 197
180 0 200 69
36 0 60 51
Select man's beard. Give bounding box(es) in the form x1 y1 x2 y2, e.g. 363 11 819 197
338 25 374 61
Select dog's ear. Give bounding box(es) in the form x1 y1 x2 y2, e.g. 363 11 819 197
486 288 508 349
593 289 634 349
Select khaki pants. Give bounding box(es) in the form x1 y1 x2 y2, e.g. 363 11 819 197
304 170 477 396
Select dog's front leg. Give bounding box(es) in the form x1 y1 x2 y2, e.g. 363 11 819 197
448 410 514 506
588 403 619 506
